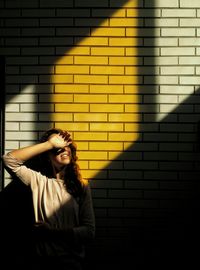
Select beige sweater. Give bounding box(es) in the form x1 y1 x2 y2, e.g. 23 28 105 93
3 153 95 258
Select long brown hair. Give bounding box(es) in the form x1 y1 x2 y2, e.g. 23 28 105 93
39 128 86 198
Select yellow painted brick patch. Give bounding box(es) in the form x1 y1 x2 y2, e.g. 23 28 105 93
50 2 140 178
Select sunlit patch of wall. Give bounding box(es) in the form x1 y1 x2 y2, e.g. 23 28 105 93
50 1 141 180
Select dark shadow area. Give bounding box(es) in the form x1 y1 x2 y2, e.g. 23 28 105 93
0 176 34 269
86 89 200 269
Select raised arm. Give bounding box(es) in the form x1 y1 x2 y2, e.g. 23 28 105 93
9 132 70 162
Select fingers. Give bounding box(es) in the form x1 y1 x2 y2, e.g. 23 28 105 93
59 131 72 144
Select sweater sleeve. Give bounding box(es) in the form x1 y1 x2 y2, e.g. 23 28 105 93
2 152 40 187
73 184 95 244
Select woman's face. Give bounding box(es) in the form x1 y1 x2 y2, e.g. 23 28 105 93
49 146 72 170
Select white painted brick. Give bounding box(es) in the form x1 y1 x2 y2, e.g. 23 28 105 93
5 141 19 150
162 9 196 17
145 0 179 8
157 94 178 104
179 56 200 65
180 76 200 85
20 103 54 112
20 141 41 148
179 94 200 104
5 113 38 121
179 38 200 46
20 122 53 131
5 104 19 112
159 104 177 113
196 67 200 74
5 122 19 130
160 86 194 94
180 18 200 27
161 66 194 75
161 28 195 37
161 47 195 56
5 132 38 141
6 94 37 103
180 0 200 8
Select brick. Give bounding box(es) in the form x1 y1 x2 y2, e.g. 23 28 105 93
89 161 123 170
109 113 139 122
55 84 89 93
74 113 107 122
74 132 107 141
180 0 200 7
51 75 73 84
21 104 54 112
90 85 123 93
110 18 141 27
74 94 107 103
160 86 194 94
145 0 178 7
109 56 142 66
161 28 195 37
78 151 107 160
109 94 138 104
161 67 194 75
6 122 19 130
5 131 38 141
39 113 73 121
5 113 38 122
91 28 125 37
109 132 139 142
75 18 109 27
162 9 195 17
90 104 123 112
74 56 108 65
75 37 108 46
55 65 89 74
74 75 108 84
91 66 124 75
20 122 53 131
55 103 89 112
91 47 124 56
90 123 123 131
39 94 73 103
5 104 19 112
146 18 178 27
55 122 89 131
57 46 90 55
92 8 125 17
109 75 141 84
179 38 200 47
89 142 123 151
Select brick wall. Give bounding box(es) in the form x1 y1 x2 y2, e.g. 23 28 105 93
1 0 200 268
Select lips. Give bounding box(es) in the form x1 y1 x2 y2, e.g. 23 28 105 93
60 152 70 158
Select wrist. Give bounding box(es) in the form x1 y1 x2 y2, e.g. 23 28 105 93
43 141 54 151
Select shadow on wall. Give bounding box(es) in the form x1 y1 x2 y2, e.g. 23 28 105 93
1 0 200 269
1 89 200 269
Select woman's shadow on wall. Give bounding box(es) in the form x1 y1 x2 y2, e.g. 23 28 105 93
1 88 200 269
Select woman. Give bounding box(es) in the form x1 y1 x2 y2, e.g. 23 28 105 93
2 128 95 270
